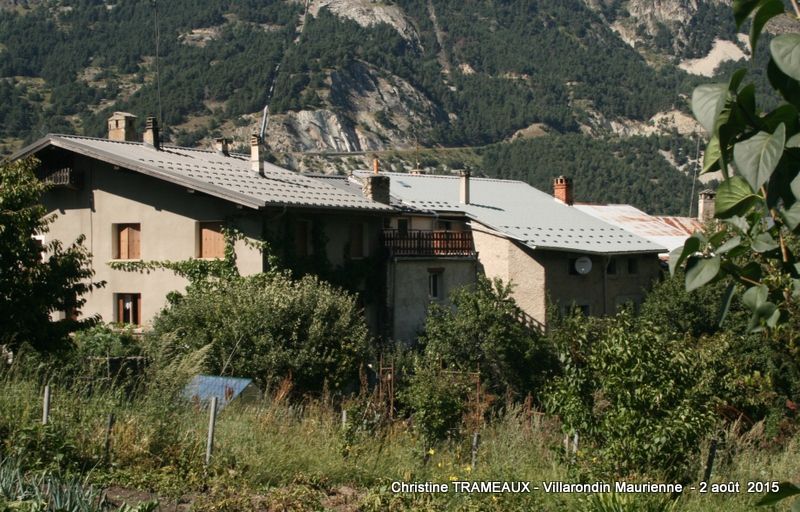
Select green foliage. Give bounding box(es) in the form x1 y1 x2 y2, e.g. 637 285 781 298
72 325 141 359
0 158 101 352
481 134 701 215
677 0 800 332
420 276 555 400
149 272 371 394
0 457 108 512
545 312 717 480
400 362 472 447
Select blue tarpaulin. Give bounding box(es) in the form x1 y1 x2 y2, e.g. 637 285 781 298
183 375 259 411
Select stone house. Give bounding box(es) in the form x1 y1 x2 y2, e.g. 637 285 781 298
13 112 668 342
11 113 395 329
353 171 667 332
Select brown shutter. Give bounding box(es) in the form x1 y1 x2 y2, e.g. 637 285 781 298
117 295 124 323
118 226 129 259
135 294 142 325
128 225 140 259
200 222 224 258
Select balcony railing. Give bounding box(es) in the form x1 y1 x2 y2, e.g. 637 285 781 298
40 167 81 189
382 229 476 257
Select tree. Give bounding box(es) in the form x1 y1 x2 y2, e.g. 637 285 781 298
147 272 371 394
419 276 556 400
672 0 800 332
0 157 101 352
545 312 716 481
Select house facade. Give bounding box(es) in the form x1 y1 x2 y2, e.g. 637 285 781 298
353 171 666 329
13 114 393 328
13 113 669 342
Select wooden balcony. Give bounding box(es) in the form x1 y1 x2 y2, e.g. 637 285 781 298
39 167 81 189
382 229 476 257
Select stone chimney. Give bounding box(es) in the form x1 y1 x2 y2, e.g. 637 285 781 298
363 174 390 205
143 117 160 150
250 134 264 176
459 170 470 205
553 175 573 205
698 189 716 222
108 112 137 142
213 137 230 156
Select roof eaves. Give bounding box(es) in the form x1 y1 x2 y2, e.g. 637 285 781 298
39 136 265 209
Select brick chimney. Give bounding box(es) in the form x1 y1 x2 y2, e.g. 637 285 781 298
250 134 264 176
698 189 716 222
213 137 230 156
553 175 573 205
108 112 137 142
143 117 160 150
363 174 390 204
459 170 470 204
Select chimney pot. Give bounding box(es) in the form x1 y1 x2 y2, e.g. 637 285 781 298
459 170 470 205
250 134 264 176
143 116 160 150
107 112 137 142
553 175 573 205
214 137 230 156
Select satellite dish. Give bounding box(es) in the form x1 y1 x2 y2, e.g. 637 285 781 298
575 256 592 275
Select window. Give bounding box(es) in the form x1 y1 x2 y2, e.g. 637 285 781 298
568 258 579 275
437 220 452 231
115 223 140 259
32 234 46 261
428 268 444 300
627 257 639 275
116 293 141 326
199 222 225 259
349 222 365 258
563 303 590 316
606 257 617 275
397 218 409 236
294 220 310 257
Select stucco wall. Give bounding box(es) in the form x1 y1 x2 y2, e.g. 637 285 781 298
472 224 661 324
538 251 661 315
43 156 264 326
387 257 477 342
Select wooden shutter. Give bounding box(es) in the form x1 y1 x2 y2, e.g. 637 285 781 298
200 222 224 259
117 224 140 259
128 225 140 259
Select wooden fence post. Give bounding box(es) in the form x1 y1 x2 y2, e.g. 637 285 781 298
104 413 115 464
205 397 218 466
703 438 718 482
471 432 480 470
42 385 50 425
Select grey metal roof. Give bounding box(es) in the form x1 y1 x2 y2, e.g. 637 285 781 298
354 171 666 255
12 135 395 212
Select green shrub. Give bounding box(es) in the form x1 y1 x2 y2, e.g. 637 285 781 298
420 276 557 401
546 312 717 480
148 272 371 395
401 362 473 448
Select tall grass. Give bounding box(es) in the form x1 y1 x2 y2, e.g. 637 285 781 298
1 367 798 511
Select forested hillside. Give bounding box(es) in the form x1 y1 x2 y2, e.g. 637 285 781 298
0 0 763 214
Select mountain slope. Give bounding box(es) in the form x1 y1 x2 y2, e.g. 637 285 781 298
0 0 753 214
